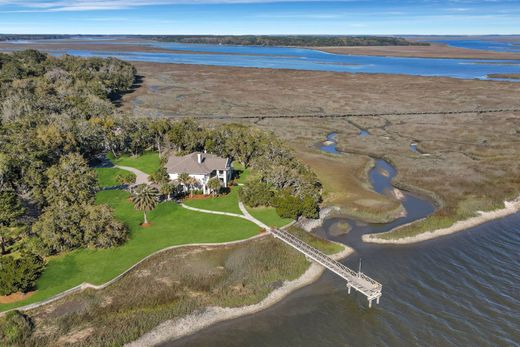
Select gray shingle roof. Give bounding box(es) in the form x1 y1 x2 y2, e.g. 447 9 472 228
165 152 229 175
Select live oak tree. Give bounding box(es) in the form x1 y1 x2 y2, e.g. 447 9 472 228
0 189 25 255
0 51 136 290
44 153 97 207
131 184 159 225
32 204 127 254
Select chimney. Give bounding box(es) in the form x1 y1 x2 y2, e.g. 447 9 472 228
197 153 203 164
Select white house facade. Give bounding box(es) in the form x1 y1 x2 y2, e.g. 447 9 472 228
165 152 232 194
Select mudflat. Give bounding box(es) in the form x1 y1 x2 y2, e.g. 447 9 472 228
312 43 520 60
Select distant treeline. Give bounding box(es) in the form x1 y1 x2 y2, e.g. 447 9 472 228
0 34 76 41
154 35 429 47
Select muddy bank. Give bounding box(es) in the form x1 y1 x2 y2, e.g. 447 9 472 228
295 206 341 232
126 244 352 347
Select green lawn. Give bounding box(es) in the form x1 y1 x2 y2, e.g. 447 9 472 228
0 190 258 312
183 187 242 214
232 162 250 184
183 187 293 228
246 206 293 228
95 167 136 187
107 151 161 175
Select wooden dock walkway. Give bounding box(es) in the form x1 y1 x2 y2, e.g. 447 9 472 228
270 228 382 307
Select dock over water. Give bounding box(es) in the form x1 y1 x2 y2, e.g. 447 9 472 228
270 228 382 307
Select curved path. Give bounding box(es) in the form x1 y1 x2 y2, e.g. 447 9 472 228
0 234 267 317
115 165 150 185
180 202 268 229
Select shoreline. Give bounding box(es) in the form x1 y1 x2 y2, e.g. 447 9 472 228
363 195 520 244
296 206 341 232
126 243 352 347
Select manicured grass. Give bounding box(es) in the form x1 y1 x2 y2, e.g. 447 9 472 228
0 190 258 312
246 206 293 228
183 187 242 214
95 167 136 187
107 151 161 175
232 162 250 184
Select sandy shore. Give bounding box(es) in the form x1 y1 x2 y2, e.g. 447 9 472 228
126 243 352 347
363 196 520 245
296 206 340 232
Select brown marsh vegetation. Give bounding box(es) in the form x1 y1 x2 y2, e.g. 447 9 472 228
123 62 520 237
18 229 342 346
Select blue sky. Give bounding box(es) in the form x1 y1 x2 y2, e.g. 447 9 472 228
0 0 519 35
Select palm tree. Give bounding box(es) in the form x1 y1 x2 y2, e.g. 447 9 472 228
207 177 221 196
160 181 176 200
131 184 159 225
178 172 191 195
187 176 198 197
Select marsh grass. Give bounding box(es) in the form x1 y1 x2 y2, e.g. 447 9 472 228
23 229 342 346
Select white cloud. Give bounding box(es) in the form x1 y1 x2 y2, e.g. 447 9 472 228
0 0 362 12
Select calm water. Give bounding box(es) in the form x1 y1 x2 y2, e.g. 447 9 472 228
320 133 339 154
6 38 520 80
165 136 520 347
434 39 520 53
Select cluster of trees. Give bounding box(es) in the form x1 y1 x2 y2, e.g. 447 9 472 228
0 50 135 295
1 50 135 120
0 35 73 41
238 137 322 219
0 49 322 296
156 35 429 47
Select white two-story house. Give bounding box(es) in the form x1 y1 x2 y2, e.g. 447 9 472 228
165 152 232 194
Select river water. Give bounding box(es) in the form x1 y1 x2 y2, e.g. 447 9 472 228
165 134 520 347
3 39 520 80
433 39 520 53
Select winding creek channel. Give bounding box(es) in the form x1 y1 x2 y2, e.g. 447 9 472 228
165 133 520 346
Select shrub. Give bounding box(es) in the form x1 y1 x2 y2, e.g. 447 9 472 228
149 167 169 185
0 311 34 344
273 191 302 219
115 172 136 185
273 190 319 219
0 253 45 295
239 179 274 207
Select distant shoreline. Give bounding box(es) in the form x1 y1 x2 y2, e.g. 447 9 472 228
2 38 519 61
